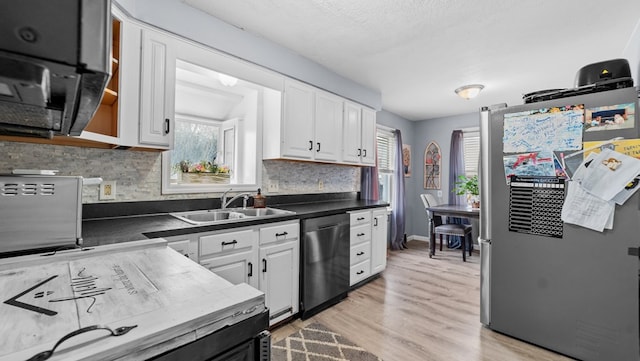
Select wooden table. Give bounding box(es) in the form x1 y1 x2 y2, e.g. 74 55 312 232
426 204 480 259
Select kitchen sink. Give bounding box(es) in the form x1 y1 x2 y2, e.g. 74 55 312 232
170 207 295 225
231 208 292 217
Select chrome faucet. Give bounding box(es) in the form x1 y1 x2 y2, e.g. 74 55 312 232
221 188 252 209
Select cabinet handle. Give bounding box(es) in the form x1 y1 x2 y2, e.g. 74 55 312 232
357 232 365 237
221 240 237 246
357 217 365 221
26 324 138 361
164 118 170 134
308 140 313 151
356 251 365 256
262 258 267 273
356 270 364 275
248 262 253 277
374 218 378 227
357 148 362 156
316 142 321 152
363 149 367 157
275 231 288 237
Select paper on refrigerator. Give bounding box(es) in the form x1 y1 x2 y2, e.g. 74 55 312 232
563 152 614 231
502 105 583 153
578 148 640 201
561 180 615 232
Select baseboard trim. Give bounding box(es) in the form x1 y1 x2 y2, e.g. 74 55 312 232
407 235 429 242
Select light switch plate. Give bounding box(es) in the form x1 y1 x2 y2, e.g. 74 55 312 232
99 180 117 200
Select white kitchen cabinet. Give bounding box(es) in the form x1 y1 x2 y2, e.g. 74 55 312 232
360 107 377 165
195 221 299 326
371 208 389 274
273 79 342 162
258 221 299 325
138 27 176 149
163 234 198 262
348 207 388 286
342 101 376 165
200 249 258 288
281 80 315 159
258 240 298 325
77 6 177 151
198 228 259 288
349 210 372 286
313 90 343 161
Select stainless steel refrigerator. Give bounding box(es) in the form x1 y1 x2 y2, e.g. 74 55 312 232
479 86 640 361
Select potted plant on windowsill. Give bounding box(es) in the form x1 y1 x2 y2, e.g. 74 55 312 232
176 160 231 184
453 175 480 208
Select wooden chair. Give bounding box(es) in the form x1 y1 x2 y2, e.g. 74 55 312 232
420 194 473 262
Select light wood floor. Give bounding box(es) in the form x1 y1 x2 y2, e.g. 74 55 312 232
271 240 574 361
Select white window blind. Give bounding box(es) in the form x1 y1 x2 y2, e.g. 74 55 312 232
376 127 396 205
376 128 395 172
462 127 480 177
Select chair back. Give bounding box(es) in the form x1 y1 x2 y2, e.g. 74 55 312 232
425 193 439 207
421 194 443 226
420 194 431 208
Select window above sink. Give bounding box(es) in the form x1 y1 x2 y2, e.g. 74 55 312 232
160 36 284 195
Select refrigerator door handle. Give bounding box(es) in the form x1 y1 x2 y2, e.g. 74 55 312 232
480 238 491 326
479 108 492 241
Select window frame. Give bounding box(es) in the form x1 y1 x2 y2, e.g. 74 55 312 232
160 38 283 195
376 126 396 205
462 127 480 177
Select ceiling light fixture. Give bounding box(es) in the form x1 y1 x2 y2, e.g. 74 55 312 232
455 84 484 100
218 73 238 87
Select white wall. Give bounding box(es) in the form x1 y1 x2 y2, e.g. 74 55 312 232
408 113 479 238
375 110 481 240
376 110 414 233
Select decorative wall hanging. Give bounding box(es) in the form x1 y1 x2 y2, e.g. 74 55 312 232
402 144 412 177
424 141 441 189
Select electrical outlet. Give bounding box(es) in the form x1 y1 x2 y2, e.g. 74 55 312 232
318 179 324 191
437 190 442 198
99 180 117 200
268 181 279 193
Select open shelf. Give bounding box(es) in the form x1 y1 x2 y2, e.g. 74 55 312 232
102 88 118 106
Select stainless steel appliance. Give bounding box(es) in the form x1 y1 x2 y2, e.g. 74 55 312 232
0 0 111 138
300 213 350 319
0 175 83 256
480 86 640 361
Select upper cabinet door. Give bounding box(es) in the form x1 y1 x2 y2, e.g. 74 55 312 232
342 102 377 165
139 28 175 149
360 107 377 165
314 91 342 162
342 102 363 163
282 80 315 159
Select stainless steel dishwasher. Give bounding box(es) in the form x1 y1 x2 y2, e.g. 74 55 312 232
300 213 350 319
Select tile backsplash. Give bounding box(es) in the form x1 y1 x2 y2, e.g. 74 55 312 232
0 142 361 203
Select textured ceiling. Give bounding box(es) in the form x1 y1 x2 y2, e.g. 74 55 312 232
185 0 640 120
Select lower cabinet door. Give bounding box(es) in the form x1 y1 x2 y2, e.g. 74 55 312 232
371 209 388 275
200 250 258 289
259 240 299 325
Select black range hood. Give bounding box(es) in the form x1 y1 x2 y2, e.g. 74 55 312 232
0 0 111 139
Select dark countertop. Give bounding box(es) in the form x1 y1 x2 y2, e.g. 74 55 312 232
82 198 388 247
